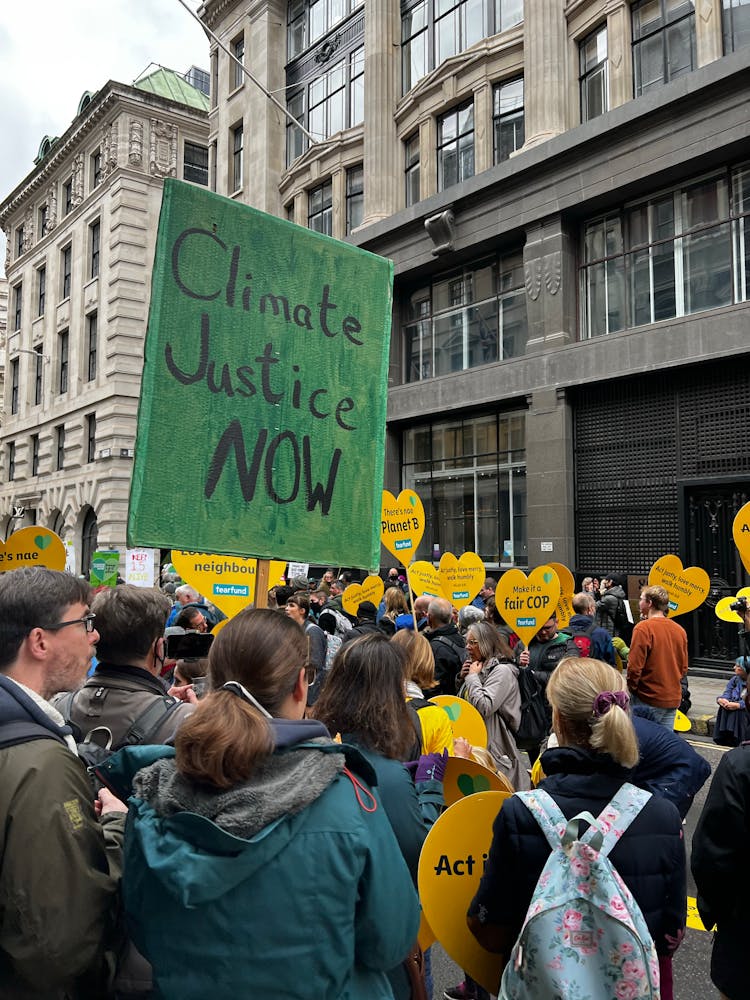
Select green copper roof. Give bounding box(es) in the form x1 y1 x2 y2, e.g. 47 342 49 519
134 66 209 111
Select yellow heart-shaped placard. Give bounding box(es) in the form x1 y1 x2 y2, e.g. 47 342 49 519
171 551 286 618
408 561 442 599
494 566 561 647
342 575 385 617
648 554 710 616
716 587 750 623
548 562 575 628
733 501 750 575
0 527 66 573
380 490 425 564
438 552 485 609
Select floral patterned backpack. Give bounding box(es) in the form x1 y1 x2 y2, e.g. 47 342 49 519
500 783 660 1000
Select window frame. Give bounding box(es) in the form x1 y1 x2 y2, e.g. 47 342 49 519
13 282 22 331
579 23 608 122
63 178 73 215
39 204 49 239
287 0 365 61
231 33 245 90
89 219 100 280
30 433 39 477
308 179 333 235
58 329 69 395
184 141 209 186
15 225 24 259
37 265 46 317
91 149 102 189
56 424 65 471
405 132 421 207
33 344 44 406
437 99 475 192
86 414 97 464
231 123 244 193
345 164 364 234
631 0 696 97
492 76 525 164
10 359 19 416
7 442 15 483
87 312 98 382
61 243 72 300
723 0 750 52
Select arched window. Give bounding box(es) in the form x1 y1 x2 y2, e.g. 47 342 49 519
81 507 98 579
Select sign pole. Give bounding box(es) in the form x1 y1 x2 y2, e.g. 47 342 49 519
255 559 271 610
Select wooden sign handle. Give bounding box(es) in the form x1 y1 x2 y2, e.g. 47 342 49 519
255 559 271 609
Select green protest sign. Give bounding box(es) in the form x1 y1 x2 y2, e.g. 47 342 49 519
90 550 120 588
128 180 393 568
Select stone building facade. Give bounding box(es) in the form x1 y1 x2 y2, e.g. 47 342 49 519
0 69 209 573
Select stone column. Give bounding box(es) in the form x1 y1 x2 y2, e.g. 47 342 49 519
607 1 633 111
523 215 577 353
525 388 576 570
419 116 437 201
696 0 723 67
473 82 492 174
523 0 568 149
245 0 287 214
362 0 400 225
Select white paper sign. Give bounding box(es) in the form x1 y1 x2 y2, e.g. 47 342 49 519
287 561 309 581
125 548 157 587
65 541 76 575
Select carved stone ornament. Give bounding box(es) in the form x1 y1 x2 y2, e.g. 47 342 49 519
101 121 119 179
700 0 713 21
129 118 144 166
314 33 342 64
424 209 456 256
47 183 57 232
149 119 177 178
23 207 33 252
524 259 542 301
544 251 561 296
4 236 11 273
72 153 84 207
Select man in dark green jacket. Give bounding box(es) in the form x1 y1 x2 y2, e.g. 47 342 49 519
0 567 126 998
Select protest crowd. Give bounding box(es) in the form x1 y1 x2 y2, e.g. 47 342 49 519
1 562 748 1000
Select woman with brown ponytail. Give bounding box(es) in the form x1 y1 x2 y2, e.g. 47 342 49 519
468 658 686 996
103 609 420 1000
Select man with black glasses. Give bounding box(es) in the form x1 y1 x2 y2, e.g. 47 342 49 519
0 566 125 997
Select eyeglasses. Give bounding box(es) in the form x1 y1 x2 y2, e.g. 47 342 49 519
305 665 317 686
41 613 97 634
466 638 479 646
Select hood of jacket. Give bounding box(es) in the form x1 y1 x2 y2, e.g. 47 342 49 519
605 585 627 601
104 718 377 908
0 673 72 742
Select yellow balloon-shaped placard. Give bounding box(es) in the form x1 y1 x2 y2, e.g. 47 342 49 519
0 527 66 573
494 566 561 647
674 710 691 733
648 554 710 616
418 792 508 995
443 756 511 808
380 490 424 564
733 501 750 575
439 552 485 609
408 560 442 598
716 588 750 623
342 575 385 617
430 695 488 748
171 551 286 618
548 561 575 628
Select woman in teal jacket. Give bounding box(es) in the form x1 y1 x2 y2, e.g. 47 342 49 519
102 609 419 1000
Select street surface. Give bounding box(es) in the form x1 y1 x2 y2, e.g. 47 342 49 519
430 736 726 999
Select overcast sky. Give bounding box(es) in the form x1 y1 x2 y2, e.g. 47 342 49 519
0 1 210 277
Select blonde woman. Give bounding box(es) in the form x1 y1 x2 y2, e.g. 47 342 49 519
379 587 409 637
392 630 452 754
468 658 686 995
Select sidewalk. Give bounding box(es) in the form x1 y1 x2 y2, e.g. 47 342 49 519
685 674 722 736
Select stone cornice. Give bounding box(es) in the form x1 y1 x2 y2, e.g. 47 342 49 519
200 0 245 31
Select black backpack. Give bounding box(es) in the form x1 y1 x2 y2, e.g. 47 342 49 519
560 621 598 659
514 667 549 746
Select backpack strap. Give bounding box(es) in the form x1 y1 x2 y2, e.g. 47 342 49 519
115 696 180 748
583 782 652 857
55 689 78 724
515 788 569 850
0 720 67 750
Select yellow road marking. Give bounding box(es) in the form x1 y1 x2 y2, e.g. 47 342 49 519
687 896 714 932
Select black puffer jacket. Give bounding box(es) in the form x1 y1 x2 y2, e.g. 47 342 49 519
469 745 686 955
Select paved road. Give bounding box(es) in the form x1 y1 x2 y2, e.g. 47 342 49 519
429 736 725 999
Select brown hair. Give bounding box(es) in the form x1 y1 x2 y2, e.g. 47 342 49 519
173 657 209 685
286 592 311 615
174 609 308 789
641 585 669 613
383 587 408 618
313 634 415 760
484 595 503 627
391 630 436 690
92 585 171 664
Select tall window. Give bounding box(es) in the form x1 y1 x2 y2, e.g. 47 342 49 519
580 164 750 338
184 142 209 185
10 359 19 415
13 282 22 330
56 425 65 471
58 330 69 395
401 0 522 93
232 123 244 192
404 251 528 381
723 0 750 50
91 149 102 188
308 180 333 235
86 414 97 464
405 133 421 207
231 33 245 89
30 434 39 477
286 44 365 165
37 266 46 317
61 244 72 299
64 178 73 215
580 24 608 121
437 101 474 191
15 226 24 258
346 166 364 234
632 0 696 97
7 443 15 483
39 204 49 238
87 312 98 382
33 345 43 406
287 0 364 59
492 77 524 163
89 220 100 279
402 411 527 568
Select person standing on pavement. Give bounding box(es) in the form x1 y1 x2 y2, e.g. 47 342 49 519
626 585 688 730
0 567 126 997
516 614 567 681
425 597 465 694
595 574 630 637
563 592 616 666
